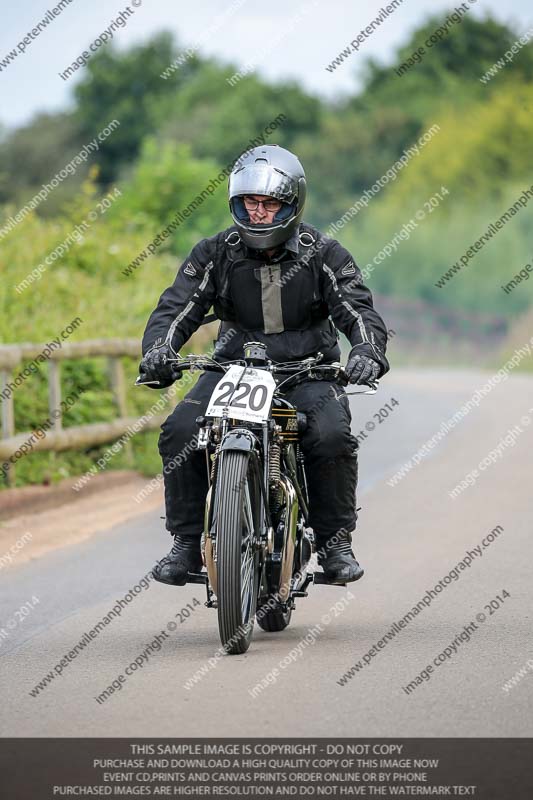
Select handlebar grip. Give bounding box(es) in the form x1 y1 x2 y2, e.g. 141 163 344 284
135 367 184 387
200 363 226 373
336 368 349 387
135 376 162 387
166 359 225 373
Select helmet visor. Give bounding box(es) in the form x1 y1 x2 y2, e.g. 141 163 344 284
229 164 297 203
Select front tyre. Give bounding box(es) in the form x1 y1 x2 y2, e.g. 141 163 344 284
215 449 261 654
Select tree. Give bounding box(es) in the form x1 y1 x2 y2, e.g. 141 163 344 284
154 63 322 166
74 32 201 184
0 112 84 213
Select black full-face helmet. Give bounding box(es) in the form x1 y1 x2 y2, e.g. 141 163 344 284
228 144 306 250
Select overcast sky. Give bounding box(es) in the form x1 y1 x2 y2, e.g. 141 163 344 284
1 0 532 130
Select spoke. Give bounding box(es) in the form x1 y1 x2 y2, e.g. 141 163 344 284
241 585 252 619
243 481 254 534
241 537 254 617
239 469 257 621
241 584 251 617
241 551 253 594
241 546 253 591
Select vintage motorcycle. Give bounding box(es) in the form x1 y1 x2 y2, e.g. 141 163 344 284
138 341 376 654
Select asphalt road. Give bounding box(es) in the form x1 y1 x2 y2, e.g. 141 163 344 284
1 368 532 737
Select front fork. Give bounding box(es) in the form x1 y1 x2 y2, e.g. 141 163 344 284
201 425 270 609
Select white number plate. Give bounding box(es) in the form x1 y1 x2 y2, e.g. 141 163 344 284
205 365 276 423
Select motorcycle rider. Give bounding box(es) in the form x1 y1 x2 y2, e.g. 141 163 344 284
140 144 389 586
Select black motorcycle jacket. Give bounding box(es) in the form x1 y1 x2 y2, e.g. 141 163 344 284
141 221 390 374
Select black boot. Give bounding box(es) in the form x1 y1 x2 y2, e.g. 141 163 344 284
152 533 203 586
316 529 364 584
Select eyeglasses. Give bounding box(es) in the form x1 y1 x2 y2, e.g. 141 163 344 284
243 196 282 212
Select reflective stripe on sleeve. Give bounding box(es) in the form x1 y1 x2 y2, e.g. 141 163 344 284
165 260 215 345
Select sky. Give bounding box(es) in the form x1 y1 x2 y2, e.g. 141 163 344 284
1 0 532 131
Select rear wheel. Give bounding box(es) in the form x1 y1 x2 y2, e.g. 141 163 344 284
257 602 292 632
215 450 261 654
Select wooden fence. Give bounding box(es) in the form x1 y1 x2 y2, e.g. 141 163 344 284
0 339 167 487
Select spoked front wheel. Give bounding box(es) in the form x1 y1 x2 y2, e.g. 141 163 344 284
215 449 262 654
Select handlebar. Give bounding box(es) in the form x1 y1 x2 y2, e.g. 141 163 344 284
135 353 378 393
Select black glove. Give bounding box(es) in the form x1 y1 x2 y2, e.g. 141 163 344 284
139 338 182 386
345 352 380 385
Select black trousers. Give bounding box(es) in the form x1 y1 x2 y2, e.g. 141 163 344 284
158 372 359 540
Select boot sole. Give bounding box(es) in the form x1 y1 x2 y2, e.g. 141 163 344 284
324 568 364 585
153 575 187 586
152 568 188 586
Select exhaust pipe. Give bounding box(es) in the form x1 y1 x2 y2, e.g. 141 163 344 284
277 475 299 602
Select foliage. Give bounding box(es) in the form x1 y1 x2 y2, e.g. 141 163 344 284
0 167 210 487
0 112 85 214
111 138 230 256
341 81 533 316
73 33 201 185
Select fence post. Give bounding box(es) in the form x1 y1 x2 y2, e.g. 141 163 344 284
0 369 15 487
108 356 133 465
49 360 62 431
